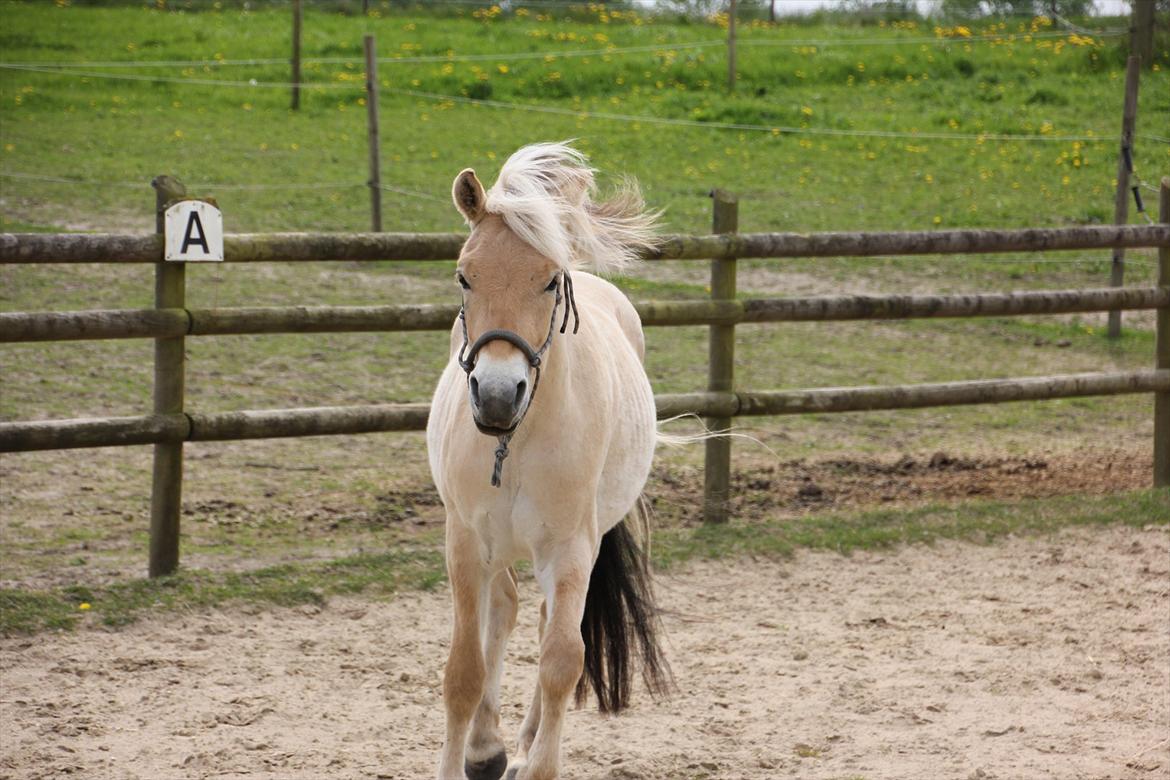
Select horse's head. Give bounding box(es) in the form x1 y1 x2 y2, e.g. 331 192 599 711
448 143 657 455
451 167 565 436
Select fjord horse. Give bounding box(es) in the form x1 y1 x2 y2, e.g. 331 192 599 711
426 142 671 780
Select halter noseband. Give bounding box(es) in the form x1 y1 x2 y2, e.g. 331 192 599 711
457 271 580 487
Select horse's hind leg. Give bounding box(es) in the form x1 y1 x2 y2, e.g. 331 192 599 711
465 568 519 780
517 599 546 757
437 520 489 780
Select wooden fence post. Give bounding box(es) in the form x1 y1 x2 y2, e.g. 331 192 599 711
1108 55 1141 339
149 176 187 577
704 189 738 524
1155 177 1169 488
1131 0 1155 71
291 0 302 111
726 0 737 93
364 34 383 233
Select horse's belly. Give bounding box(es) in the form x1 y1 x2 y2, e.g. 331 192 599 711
595 354 656 534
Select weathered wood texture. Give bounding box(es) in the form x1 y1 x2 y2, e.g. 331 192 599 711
0 232 463 263
727 0 737 92
150 180 186 578
190 304 458 335
364 34 382 233
4 224 1168 264
5 287 1168 343
189 404 431 441
704 190 737 524
5 372 1164 453
735 371 1170 416
0 414 189 452
1131 0 1156 70
647 224 1170 260
290 0 302 110
1155 178 1169 487
662 371 1170 418
0 309 189 342
738 286 1170 323
0 406 426 452
1109 55 1142 338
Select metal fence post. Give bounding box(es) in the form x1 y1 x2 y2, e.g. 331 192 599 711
149 176 187 577
704 189 738 524
1155 177 1169 487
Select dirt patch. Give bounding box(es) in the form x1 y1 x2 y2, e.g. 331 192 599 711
1 525 1166 780
0 442 1155 590
650 448 1152 524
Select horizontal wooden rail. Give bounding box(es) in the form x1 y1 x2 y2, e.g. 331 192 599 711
0 414 191 452
189 404 430 441
0 404 429 452
3 224 1168 264
0 309 190 342
737 286 1170 323
3 370 1165 453
4 287 1167 343
657 370 1170 417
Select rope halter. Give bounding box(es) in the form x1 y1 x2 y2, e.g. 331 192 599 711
457 270 580 487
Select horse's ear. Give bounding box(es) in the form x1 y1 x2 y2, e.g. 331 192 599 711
453 168 486 225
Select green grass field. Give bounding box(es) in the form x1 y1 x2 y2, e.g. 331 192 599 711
1 2 1167 633
1 2 1167 235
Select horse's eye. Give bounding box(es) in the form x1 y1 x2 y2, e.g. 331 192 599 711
544 277 559 293
457 273 471 291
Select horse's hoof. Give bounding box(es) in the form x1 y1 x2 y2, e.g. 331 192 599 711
465 751 508 780
503 768 519 780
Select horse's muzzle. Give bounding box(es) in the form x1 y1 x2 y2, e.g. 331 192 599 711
468 366 529 435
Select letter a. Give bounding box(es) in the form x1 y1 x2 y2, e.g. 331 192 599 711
181 211 210 255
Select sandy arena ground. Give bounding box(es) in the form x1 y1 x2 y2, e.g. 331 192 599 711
1 524 1167 780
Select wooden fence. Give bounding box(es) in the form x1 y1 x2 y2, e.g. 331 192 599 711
2 179 1169 577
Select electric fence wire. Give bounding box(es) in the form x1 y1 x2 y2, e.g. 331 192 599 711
0 62 1120 143
0 170 448 199
383 84 1115 142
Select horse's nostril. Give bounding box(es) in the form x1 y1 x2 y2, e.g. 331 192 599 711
469 376 480 406
514 379 527 408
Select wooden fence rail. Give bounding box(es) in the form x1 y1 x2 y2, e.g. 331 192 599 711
4 287 1169 343
2 177 1168 577
4 370 1166 454
3 224 1169 264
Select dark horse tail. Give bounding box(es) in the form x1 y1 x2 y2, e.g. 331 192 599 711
576 498 674 714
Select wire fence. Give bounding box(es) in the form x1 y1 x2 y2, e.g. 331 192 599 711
0 12 1163 246
0 27 1121 70
0 62 1125 145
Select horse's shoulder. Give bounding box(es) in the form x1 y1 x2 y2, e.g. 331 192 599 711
574 272 644 359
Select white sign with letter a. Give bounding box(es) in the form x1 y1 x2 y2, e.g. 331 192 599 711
164 200 224 262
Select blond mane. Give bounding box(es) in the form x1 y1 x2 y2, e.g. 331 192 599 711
483 141 659 274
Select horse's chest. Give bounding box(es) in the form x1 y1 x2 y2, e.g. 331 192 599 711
466 498 532 567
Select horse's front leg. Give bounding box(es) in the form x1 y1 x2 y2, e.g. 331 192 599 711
517 598 546 758
507 536 593 780
438 520 490 780
464 567 520 780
